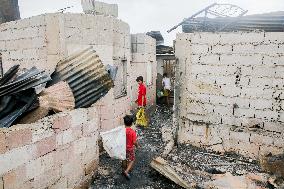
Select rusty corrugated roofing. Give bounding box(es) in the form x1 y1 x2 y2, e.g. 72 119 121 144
49 47 113 108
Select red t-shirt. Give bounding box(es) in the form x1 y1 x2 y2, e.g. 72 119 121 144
126 127 137 150
137 83 147 106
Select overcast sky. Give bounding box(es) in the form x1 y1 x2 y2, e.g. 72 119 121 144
19 0 284 45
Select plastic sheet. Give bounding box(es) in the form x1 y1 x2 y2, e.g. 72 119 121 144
100 126 126 160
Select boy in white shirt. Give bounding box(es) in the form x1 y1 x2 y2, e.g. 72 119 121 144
162 73 171 106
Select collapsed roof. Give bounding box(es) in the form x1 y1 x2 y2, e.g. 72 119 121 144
182 11 284 33
168 3 284 33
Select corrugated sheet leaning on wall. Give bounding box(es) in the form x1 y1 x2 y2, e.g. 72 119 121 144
49 47 113 108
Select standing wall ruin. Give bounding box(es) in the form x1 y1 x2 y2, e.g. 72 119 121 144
175 32 284 160
0 13 133 131
0 107 99 189
130 34 157 110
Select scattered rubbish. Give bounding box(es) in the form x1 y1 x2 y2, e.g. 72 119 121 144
97 166 112 177
49 47 113 108
268 176 284 189
0 66 50 128
260 153 284 178
161 125 175 157
150 157 194 189
236 169 247 176
206 168 226 175
204 172 266 189
92 106 182 189
100 126 126 160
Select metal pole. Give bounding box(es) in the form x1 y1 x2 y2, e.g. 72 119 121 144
167 3 217 33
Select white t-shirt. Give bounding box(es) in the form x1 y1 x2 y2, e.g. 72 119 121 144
162 77 171 90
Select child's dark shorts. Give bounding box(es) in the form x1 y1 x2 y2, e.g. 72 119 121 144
126 148 135 161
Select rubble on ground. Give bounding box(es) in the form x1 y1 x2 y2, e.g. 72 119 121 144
92 106 182 189
92 106 283 189
163 144 273 188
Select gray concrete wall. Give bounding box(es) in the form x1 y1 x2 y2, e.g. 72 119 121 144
175 32 284 160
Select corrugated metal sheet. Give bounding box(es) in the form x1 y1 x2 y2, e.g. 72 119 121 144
49 47 113 108
0 66 50 128
0 66 51 97
182 11 284 33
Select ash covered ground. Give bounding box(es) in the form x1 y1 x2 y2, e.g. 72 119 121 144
91 106 182 189
91 106 267 189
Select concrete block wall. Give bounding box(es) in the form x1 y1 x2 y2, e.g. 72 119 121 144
0 14 64 75
175 32 284 160
0 107 99 189
62 13 132 131
61 13 133 131
0 13 133 132
82 1 118 18
130 34 157 110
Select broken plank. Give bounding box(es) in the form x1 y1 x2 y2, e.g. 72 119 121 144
150 157 195 189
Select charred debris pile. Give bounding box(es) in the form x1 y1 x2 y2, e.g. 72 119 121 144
0 47 114 128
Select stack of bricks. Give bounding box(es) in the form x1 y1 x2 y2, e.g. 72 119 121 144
175 32 284 160
0 107 99 189
130 34 157 110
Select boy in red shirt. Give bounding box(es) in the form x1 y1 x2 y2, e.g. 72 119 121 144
122 115 139 180
135 76 147 107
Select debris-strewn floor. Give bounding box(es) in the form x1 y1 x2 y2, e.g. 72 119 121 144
91 106 270 189
165 144 269 188
91 106 182 189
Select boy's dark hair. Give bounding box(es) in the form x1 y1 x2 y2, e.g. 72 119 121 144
163 73 168 77
136 76 143 82
124 115 134 126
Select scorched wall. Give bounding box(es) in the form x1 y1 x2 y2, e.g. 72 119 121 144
175 32 284 160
